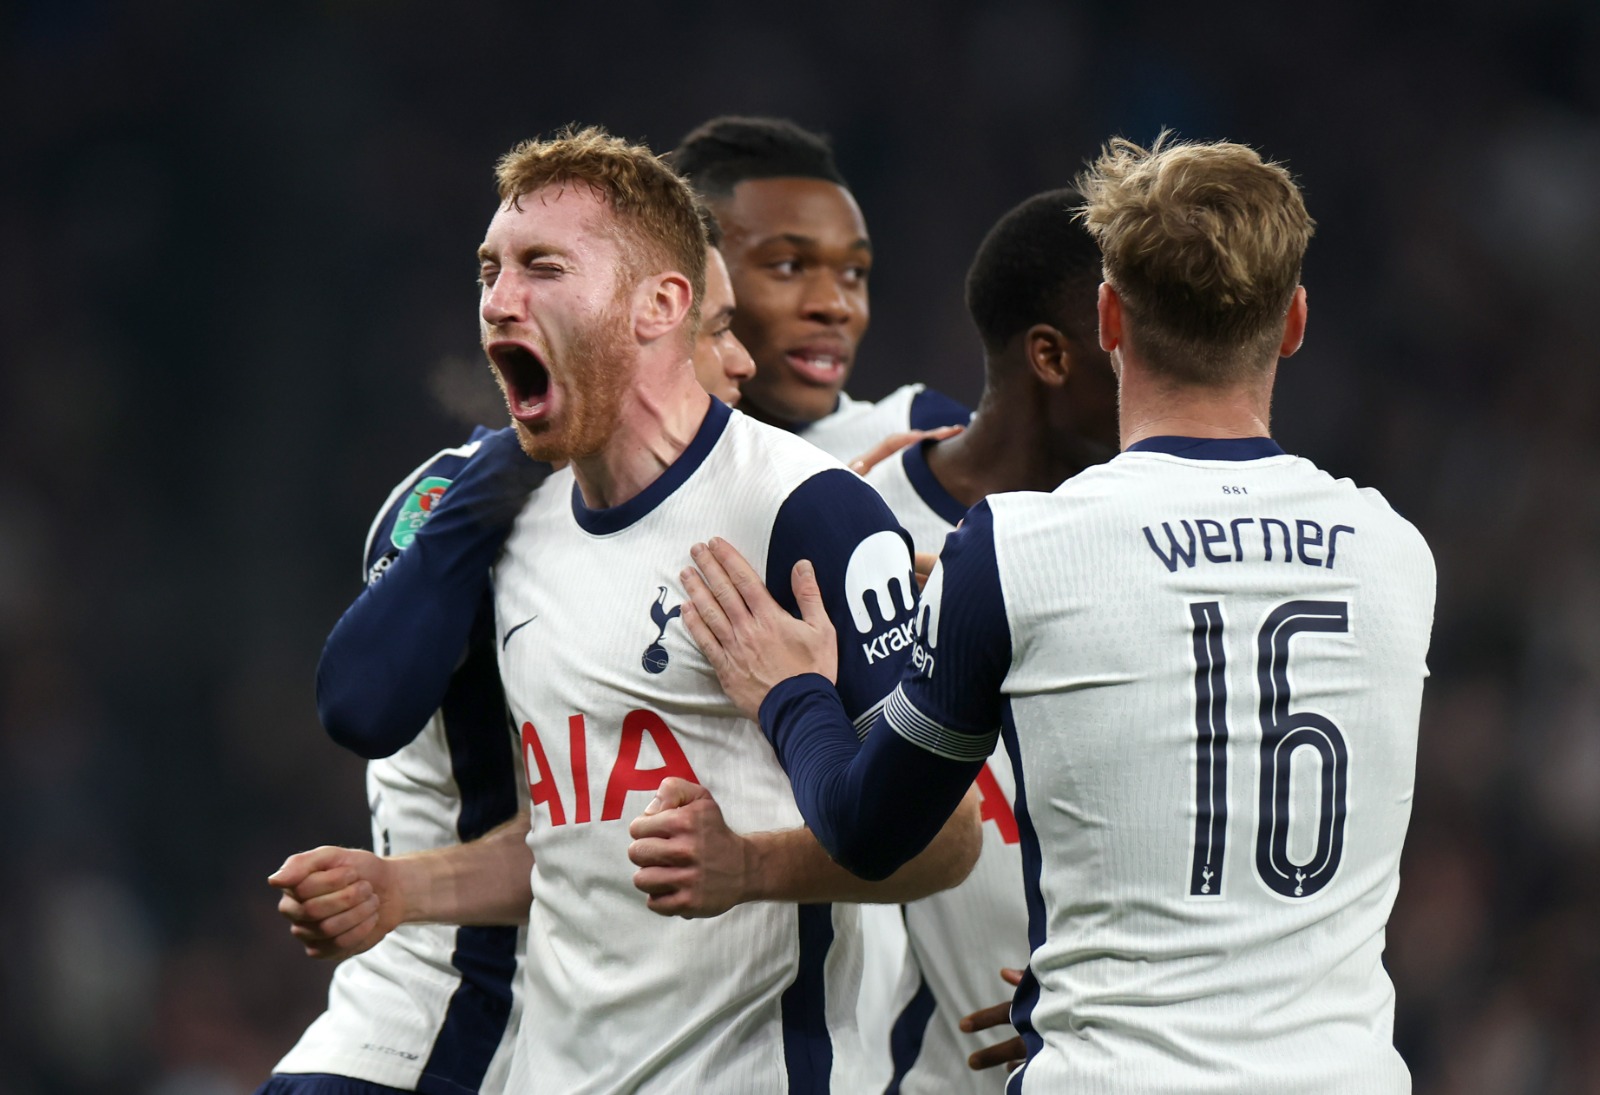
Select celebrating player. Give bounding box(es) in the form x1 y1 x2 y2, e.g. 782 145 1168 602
274 127 978 1094
259 216 756 1093
680 135 1436 1093
672 116 969 461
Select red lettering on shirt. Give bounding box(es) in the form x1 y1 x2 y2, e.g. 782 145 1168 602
602 709 701 821
569 714 591 824
976 763 1019 844
522 721 567 827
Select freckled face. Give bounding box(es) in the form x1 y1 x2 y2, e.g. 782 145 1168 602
710 178 871 425
690 247 756 407
478 184 636 461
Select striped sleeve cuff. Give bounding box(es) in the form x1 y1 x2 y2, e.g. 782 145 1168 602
882 685 998 762
851 697 886 741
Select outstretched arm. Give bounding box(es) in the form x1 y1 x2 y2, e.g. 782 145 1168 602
270 812 533 959
682 516 1010 881
627 777 980 918
317 428 547 759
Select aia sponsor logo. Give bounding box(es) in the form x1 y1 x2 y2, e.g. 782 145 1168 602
521 710 699 826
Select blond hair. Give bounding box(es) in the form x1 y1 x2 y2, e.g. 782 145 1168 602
1077 134 1314 384
496 125 708 335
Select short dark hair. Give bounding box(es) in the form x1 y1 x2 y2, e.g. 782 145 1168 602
671 116 848 201
965 188 1103 353
695 199 723 249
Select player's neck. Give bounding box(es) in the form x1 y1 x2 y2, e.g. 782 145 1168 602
738 389 841 433
924 375 1099 505
569 364 711 511
1117 355 1275 449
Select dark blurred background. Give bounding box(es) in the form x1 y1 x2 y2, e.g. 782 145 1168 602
4 1 1599 1092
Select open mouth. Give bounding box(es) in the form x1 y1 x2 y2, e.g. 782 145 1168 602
783 347 849 387
488 342 552 422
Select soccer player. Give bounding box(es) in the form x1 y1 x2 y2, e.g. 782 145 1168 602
259 228 755 1093
679 135 1437 1093
858 188 1116 1092
671 116 969 461
275 126 979 1094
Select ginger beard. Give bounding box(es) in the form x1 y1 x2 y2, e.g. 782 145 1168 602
489 286 637 463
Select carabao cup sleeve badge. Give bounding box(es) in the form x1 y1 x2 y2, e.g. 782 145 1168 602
391 476 452 550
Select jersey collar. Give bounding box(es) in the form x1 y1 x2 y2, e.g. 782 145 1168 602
1124 435 1286 461
901 440 969 526
570 398 733 535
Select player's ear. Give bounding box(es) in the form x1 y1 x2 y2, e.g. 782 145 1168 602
1024 324 1072 388
1097 282 1122 353
635 272 695 342
1278 285 1308 359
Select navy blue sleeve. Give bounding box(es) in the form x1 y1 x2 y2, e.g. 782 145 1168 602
756 501 1012 878
908 386 972 431
759 676 985 880
891 501 1012 738
766 468 918 724
316 428 549 759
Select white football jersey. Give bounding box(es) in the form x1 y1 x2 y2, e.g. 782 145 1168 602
863 442 1027 1095
274 435 525 1094
494 400 921 1094
896 437 1435 1094
797 384 969 464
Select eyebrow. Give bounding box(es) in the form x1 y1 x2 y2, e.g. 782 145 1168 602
765 232 873 254
477 243 571 264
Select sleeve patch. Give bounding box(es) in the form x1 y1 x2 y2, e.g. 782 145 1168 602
766 468 919 721
843 529 917 635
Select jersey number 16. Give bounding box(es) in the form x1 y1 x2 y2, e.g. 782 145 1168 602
1186 599 1350 901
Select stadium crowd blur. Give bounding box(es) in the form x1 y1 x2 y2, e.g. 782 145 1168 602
3 1 1598 1092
